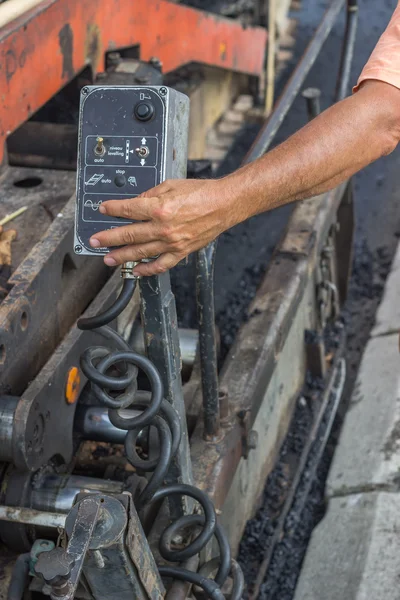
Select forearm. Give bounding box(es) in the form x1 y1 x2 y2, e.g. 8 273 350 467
223 80 400 222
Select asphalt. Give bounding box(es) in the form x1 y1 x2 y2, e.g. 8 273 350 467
194 0 400 597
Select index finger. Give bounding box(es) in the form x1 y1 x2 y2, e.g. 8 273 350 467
99 196 155 220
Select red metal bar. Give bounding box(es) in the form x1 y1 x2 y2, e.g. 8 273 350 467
0 0 267 165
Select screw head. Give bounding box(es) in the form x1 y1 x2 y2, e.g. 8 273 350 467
159 87 168 96
74 245 82 254
81 87 89 96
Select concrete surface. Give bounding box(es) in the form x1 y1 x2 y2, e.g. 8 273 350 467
327 333 400 496
295 492 400 600
372 243 400 337
295 239 400 600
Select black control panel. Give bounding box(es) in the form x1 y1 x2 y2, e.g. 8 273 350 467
74 86 189 256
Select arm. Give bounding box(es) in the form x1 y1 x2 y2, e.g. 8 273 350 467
91 79 400 276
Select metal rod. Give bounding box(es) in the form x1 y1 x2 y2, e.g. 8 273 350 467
139 273 194 516
196 241 220 439
74 405 137 444
243 0 347 164
265 0 277 114
30 474 124 514
302 88 322 120
0 505 66 529
130 327 199 368
336 0 359 102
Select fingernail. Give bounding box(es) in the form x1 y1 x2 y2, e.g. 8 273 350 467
99 205 106 214
104 256 117 267
90 238 101 247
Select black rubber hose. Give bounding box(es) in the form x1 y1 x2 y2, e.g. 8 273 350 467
126 416 173 508
152 484 216 562
159 567 225 600
230 559 245 600
183 516 230 587
78 278 136 330
109 393 182 467
7 553 30 600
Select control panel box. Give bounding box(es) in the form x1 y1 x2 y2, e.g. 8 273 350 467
74 86 189 256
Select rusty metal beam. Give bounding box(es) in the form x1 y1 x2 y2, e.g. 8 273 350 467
0 0 267 166
190 182 351 551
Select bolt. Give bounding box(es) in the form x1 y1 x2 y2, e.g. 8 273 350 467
81 87 89 96
107 51 121 67
247 430 258 451
150 56 163 71
159 87 168 96
75 245 82 254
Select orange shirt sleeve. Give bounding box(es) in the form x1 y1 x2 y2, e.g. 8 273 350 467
354 1 400 92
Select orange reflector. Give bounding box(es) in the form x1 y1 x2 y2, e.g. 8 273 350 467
65 367 81 405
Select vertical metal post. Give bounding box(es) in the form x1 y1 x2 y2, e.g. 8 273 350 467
302 88 322 121
196 241 220 440
139 273 193 515
336 0 359 101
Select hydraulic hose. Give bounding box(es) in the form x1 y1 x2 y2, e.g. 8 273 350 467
76 270 244 598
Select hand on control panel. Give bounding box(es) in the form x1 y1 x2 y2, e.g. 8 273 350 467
89 177 244 276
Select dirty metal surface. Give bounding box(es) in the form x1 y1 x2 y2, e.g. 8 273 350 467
0 0 267 167
0 165 75 268
190 181 350 533
11 270 122 472
0 184 112 397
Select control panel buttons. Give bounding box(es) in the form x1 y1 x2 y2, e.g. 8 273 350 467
135 146 150 158
134 102 155 122
114 174 126 187
94 136 106 156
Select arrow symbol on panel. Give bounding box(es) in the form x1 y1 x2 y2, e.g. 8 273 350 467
142 137 147 144
140 159 146 166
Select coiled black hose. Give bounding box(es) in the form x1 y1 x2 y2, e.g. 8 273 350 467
77 276 244 598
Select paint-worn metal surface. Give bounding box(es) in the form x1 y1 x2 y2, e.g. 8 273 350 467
190 182 353 552
0 0 267 166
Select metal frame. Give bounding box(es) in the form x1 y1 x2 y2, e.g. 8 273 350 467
0 0 359 591
0 0 267 167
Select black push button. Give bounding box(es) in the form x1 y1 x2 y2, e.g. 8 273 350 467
134 102 155 122
114 174 126 187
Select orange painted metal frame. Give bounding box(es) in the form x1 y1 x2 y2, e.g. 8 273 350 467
0 0 267 165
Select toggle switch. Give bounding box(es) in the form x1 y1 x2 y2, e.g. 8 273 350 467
94 137 106 156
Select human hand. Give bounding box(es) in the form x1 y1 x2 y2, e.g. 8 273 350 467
90 178 240 277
